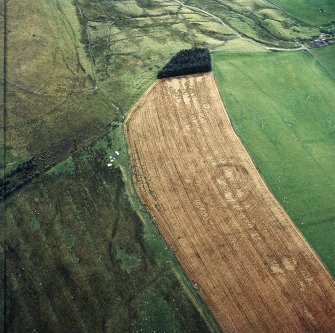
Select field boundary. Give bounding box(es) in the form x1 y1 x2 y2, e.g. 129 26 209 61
125 72 335 332
210 73 334 281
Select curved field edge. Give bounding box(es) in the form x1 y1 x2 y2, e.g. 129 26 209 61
1 0 225 330
2 0 329 171
124 73 335 333
212 47 335 275
110 124 223 333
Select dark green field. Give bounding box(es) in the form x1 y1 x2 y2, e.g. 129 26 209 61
213 47 335 274
4 134 221 332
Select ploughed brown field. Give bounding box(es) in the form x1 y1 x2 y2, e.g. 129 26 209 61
125 72 335 333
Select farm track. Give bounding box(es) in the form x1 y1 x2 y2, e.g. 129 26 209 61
125 72 335 333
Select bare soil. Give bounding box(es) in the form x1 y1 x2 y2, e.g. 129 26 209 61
125 72 335 333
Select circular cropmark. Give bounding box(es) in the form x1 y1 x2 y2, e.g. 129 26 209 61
212 162 251 206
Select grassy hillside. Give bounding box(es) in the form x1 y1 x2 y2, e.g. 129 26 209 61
2 0 326 173
213 48 335 275
185 0 319 47
4 0 113 168
3 0 335 331
4 134 221 332
271 0 335 26
2 0 230 330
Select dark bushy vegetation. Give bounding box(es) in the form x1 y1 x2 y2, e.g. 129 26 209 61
320 21 335 34
157 48 211 79
1 160 36 200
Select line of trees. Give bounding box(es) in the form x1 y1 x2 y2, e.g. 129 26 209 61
157 48 211 79
0 160 36 200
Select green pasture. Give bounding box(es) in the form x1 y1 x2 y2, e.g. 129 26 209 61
271 0 335 26
213 48 335 274
311 44 335 81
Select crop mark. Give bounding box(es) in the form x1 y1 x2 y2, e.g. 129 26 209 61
125 72 335 333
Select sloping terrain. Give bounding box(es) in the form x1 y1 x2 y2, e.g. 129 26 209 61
1 0 236 330
125 72 335 333
3 138 220 332
181 0 320 47
1 0 335 331
4 0 112 167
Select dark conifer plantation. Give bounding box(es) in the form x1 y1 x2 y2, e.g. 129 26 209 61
157 48 211 79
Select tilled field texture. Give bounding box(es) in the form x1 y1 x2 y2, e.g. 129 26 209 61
125 72 335 333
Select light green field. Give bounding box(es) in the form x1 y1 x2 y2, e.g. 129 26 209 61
311 44 335 80
213 48 335 275
271 0 335 25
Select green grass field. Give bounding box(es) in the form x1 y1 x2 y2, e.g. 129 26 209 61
271 0 335 26
311 44 335 81
213 48 335 275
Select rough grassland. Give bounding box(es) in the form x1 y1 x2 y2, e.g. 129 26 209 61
185 0 319 47
4 136 220 333
125 72 335 333
213 49 335 275
5 0 112 166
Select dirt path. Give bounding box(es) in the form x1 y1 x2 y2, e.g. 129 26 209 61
125 72 335 333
